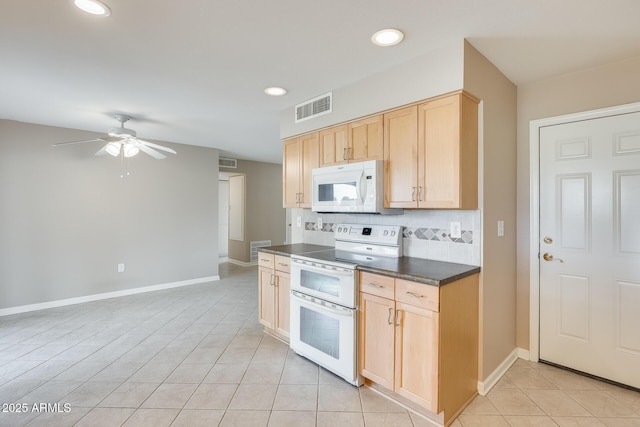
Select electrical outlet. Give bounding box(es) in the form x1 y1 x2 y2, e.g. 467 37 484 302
450 222 462 239
296 216 302 228
117 263 125 273
317 217 323 230
497 220 505 237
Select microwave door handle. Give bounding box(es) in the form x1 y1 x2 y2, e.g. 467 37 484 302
358 171 366 204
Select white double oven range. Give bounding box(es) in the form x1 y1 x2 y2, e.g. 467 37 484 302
289 223 402 386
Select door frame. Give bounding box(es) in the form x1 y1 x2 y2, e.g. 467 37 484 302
529 101 640 362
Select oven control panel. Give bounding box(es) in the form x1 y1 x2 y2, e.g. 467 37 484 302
334 223 403 246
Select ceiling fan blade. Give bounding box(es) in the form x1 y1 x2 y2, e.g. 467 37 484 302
95 145 109 156
135 142 166 159
52 138 108 146
136 139 177 154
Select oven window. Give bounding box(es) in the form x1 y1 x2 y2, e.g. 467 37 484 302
300 306 339 359
318 182 358 202
300 270 340 297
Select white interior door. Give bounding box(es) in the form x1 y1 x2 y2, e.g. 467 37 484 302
539 111 640 388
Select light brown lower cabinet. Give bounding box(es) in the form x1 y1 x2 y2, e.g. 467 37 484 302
359 271 479 426
258 253 290 341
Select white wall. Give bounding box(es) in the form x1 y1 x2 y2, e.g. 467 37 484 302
280 40 464 138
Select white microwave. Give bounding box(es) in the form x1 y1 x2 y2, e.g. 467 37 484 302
311 160 402 214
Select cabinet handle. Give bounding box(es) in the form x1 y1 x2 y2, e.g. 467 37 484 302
395 309 401 326
260 258 270 262
411 187 416 202
270 274 276 286
347 147 352 159
278 263 288 267
387 307 393 325
405 291 424 299
343 148 347 160
418 186 423 201
367 283 383 289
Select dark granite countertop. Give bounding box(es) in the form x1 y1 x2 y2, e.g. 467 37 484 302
258 244 332 256
258 244 479 286
356 258 480 286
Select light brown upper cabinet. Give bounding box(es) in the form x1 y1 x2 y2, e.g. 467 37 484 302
384 91 479 209
319 115 383 166
283 132 319 208
319 125 348 166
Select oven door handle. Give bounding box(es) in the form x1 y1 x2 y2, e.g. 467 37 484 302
291 261 354 277
291 291 354 317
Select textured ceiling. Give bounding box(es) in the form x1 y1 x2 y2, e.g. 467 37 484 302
1 0 639 163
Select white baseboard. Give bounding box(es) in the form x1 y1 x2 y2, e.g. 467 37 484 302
477 348 520 396
0 276 220 317
518 348 531 360
227 258 258 267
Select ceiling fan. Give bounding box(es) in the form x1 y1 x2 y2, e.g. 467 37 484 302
53 115 176 159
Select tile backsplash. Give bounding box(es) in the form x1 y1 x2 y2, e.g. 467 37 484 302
289 209 481 266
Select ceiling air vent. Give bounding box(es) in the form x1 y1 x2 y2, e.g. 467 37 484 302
219 157 237 169
295 92 332 123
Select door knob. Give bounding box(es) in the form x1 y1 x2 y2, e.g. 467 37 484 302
543 253 564 263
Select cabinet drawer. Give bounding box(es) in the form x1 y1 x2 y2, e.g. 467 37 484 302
274 255 290 273
360 272 395 299
395 279 439 312
258 253 275 268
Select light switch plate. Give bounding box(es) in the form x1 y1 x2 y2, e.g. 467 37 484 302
497 220 505 237
296 216 302 227
317 217 323 230
117 263 125 273
450 222 462 239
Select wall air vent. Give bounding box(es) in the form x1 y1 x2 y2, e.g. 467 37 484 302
295 92 332 123
250 240 272 261
219 157 238 168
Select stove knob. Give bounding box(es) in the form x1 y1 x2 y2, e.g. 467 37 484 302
383 230 389 236
337 227 342 233
391 231 396 236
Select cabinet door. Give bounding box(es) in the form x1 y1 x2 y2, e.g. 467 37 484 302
283 138 301 208
418 95 460 209
299 132 319 208
320 125 348 166
384 106 418 208
394 301 439 412
359 292 396 390
275 272 290 339
349 115 383 162
418 93 478 209
258 267 275 329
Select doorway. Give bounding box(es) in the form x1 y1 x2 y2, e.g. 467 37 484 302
530 102 640 388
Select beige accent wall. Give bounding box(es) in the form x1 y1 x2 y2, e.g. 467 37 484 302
463 42 518 379
516 55 640 349
0 120 219 310
223 160 286 263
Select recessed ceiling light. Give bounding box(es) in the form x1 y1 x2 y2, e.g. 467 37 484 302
73 0 111 16
264 87 287 96
371 29 404 47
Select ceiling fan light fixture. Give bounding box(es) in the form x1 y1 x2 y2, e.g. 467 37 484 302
371 29 404 47
73 0 111 16
123 143 139 158
105 142 121 157
264 87 287 96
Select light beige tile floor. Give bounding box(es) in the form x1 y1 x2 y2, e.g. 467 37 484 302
0 263 639 426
